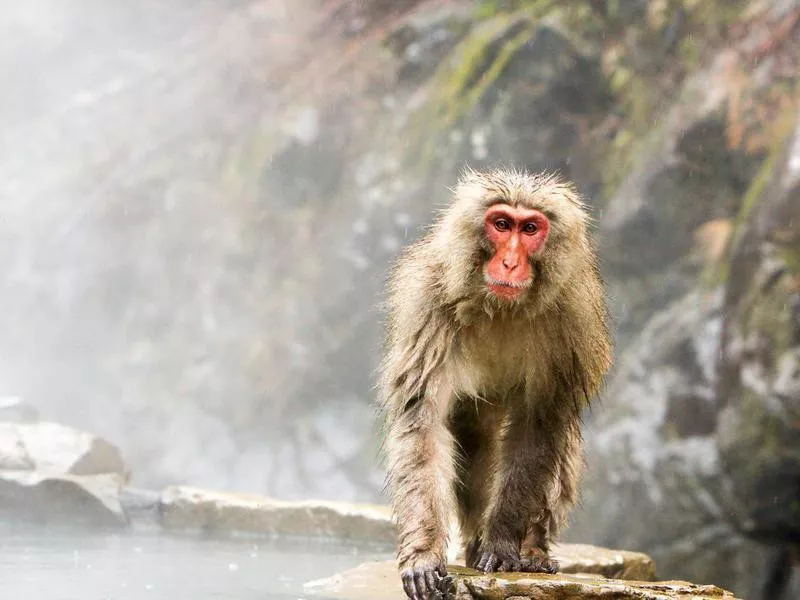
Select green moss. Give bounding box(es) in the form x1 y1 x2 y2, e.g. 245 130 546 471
700 150 775 288
687 0 750 32
732 155 776 245
451 23 537 119
733 387 784 474
474 0 560 20
401 0 757 189
594 61 666 197
778 246 800 274
403 12 541 170
725 111 797 251
727 206 797 368
590 0 759 200
677 34 702 66
474 0 502 20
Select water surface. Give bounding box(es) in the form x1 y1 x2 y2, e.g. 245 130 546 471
0 522 394 600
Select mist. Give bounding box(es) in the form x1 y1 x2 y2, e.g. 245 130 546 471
0 0 387 499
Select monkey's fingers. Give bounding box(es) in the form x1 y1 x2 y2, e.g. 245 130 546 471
496 557 523 572
476 551 500 573
424 569 440 595
413 570 429 599
520 555 559 574
402 570 416 599
401 566 445 600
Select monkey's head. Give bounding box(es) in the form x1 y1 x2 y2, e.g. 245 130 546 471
434 168 592 312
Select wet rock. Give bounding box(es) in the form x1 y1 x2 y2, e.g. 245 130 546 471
441 568 740 600
598 54 763 348
159 485 394 542
410 16 612 195
0 422 128 478
307 542 653 598
304 561 738 600
385 4 472 85
0 471 127 527
453 543 655 581
714 116 800 547
569 116 800 599
570 280 767 595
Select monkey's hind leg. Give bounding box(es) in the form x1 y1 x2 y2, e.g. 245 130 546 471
520 421 583 574
473 404 581 575
471 409 546 574
520 519 559 574
449 401 498 569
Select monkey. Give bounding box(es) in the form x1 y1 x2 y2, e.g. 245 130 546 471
378 168 612 600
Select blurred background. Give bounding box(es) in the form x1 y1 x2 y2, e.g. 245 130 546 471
0 0 798 598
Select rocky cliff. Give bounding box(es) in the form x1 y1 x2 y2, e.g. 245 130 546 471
261 2 799 597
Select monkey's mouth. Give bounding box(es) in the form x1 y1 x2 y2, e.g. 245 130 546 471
484 273 532 300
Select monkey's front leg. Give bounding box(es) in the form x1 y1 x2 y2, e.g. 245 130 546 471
387 396 456 600
473 411 561 575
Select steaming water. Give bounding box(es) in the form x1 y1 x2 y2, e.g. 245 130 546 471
0 523 393 600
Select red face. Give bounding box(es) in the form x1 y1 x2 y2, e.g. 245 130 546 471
483 204 550 301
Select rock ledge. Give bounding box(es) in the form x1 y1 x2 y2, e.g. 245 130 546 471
159 485 394 542
305 562 740 600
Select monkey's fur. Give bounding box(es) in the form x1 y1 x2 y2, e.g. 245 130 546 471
378 169 612 599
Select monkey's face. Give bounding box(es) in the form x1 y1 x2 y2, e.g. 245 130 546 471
482 204 550 302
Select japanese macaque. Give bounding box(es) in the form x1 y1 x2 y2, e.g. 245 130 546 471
379 169 612 600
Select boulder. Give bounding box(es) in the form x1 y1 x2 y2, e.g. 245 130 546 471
304 562 739 600
0 470 127 527
0 421 128 477
159 485 395 542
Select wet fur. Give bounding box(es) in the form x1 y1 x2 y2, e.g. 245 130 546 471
378 168 612 594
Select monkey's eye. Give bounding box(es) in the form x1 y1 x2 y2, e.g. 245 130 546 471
494 218 511 232
522 222 538 234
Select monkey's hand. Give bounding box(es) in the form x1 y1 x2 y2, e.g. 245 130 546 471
399 553 447 600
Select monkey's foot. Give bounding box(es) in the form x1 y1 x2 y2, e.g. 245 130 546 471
520 547 559 574
472 544 526 573
400 556 446 600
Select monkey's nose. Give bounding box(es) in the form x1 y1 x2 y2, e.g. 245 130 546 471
502 256 518 271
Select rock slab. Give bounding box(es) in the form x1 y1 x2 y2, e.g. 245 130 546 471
443 567 741 600
0 470 128 527
305 562 739 600
451 543 655 581
159 485 395 542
